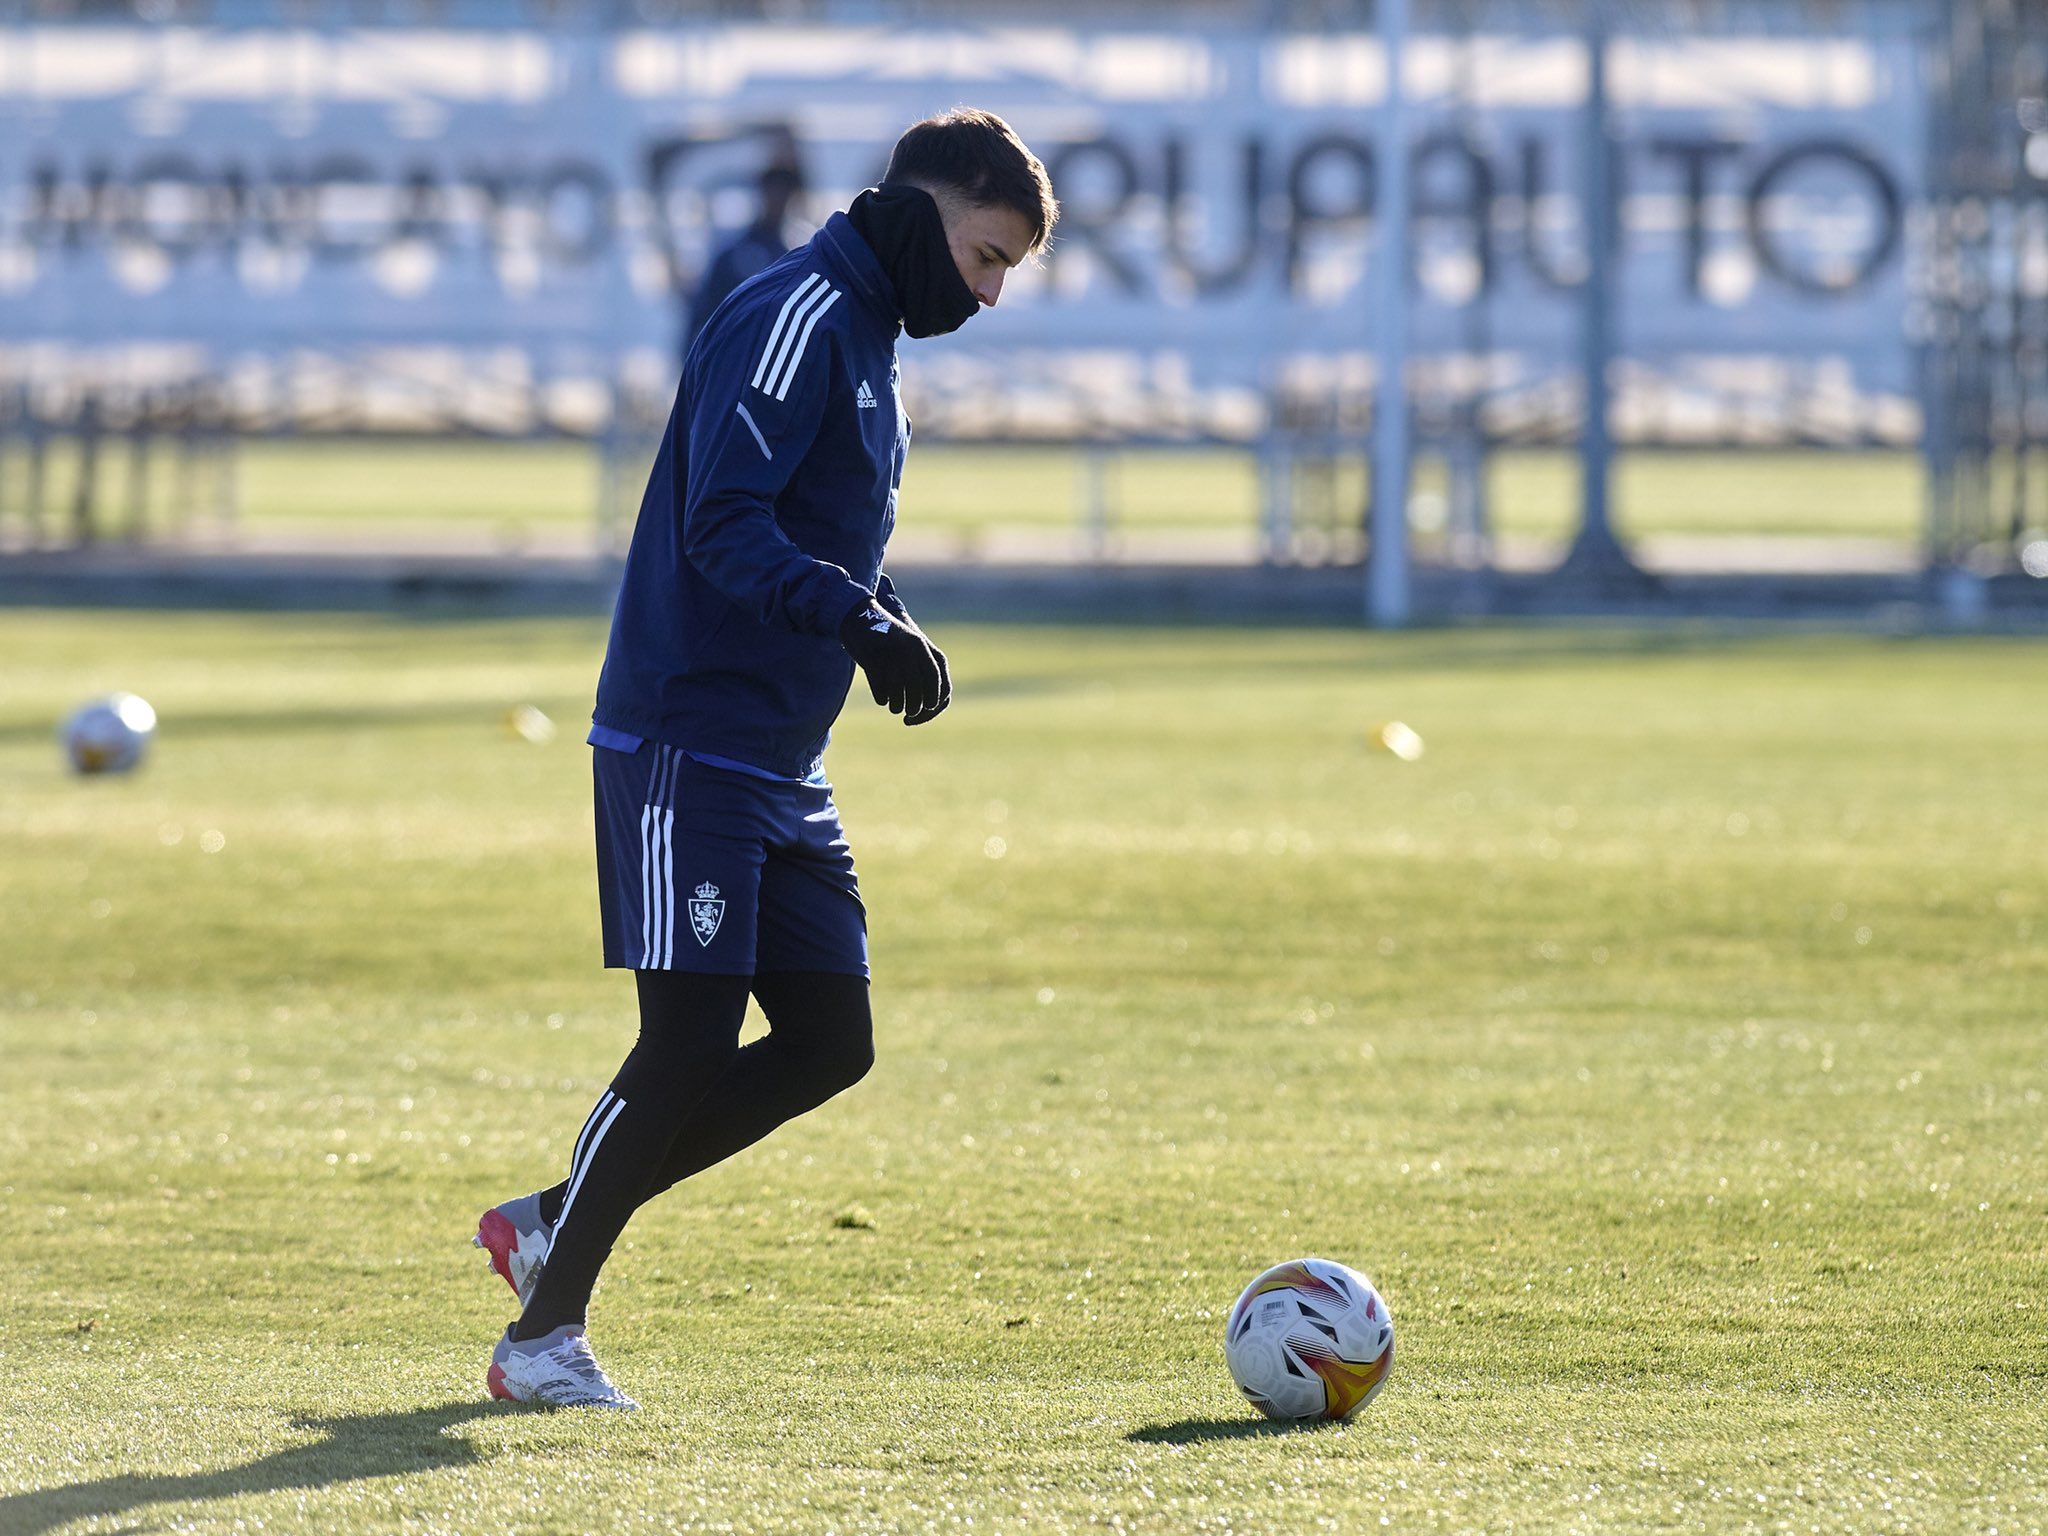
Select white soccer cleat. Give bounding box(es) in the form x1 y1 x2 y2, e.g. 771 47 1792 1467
473 1193 553 1306
488 1325 639 1410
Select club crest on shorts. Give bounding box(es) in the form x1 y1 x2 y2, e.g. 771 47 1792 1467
689 881 726 947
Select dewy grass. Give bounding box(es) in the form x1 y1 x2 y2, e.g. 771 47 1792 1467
1 612 2043 1534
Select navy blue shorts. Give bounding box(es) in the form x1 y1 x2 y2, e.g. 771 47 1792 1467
592 743 867 977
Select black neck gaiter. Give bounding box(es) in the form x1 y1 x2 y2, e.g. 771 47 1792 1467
847 183 980 338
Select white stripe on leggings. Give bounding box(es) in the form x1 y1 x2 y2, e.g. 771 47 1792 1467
567 1089 615 1191
556 1093 628 1235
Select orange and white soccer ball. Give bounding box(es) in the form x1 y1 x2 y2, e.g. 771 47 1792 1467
1224 1257 1394 1421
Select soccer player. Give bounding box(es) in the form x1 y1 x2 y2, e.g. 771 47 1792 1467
474 109 1057 1409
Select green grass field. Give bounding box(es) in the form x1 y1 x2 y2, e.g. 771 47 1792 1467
3 611 2044 1535
234 442 1932 546
14 438 1936 553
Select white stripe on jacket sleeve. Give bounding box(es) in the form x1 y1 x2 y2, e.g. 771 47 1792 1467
758 281 835 400
734 400 772 460
768 288 842 401
750 273 822 391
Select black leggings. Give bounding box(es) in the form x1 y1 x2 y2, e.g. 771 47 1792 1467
513 970 872 1340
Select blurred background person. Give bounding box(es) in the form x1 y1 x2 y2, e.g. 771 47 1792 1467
682 159 807 367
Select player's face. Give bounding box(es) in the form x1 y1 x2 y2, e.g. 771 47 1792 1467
942 201 1037 311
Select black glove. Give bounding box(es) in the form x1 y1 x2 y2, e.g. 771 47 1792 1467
839 598 950 725
874 582 952 724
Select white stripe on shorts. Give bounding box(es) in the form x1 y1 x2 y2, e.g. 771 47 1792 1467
637 802 656 967
638 746 685 968
659 802 677 968
637 746 668 967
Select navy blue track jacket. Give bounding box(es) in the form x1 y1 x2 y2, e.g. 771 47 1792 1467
593 212 911 778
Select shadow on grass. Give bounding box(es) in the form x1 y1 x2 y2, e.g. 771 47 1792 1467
1127 1416 1343 1445
0 1400 507 1535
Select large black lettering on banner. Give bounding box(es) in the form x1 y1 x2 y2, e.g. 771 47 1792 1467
0 24 1924 394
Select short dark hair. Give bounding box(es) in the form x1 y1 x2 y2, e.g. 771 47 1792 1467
884 108 1058 254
